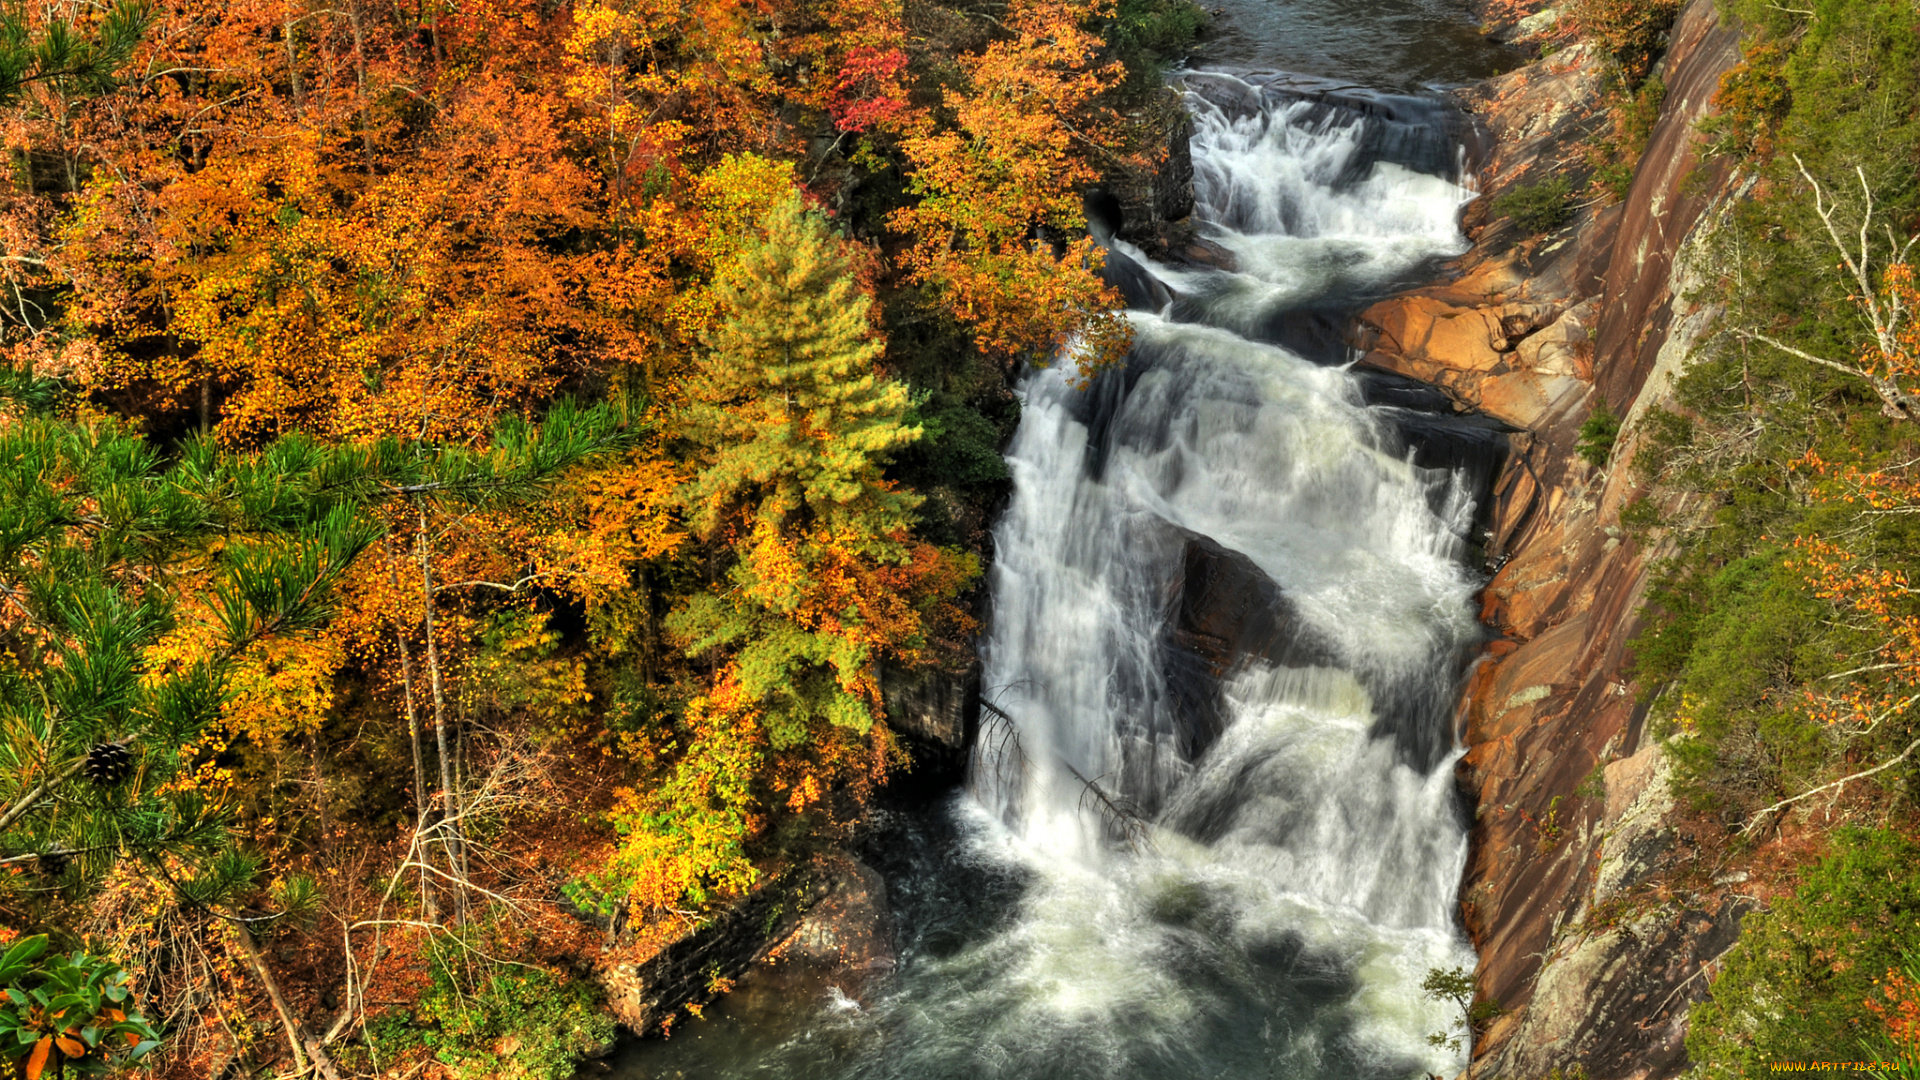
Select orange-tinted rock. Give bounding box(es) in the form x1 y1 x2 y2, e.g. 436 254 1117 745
1479 370 1587 428
1515 298 1597 376
1350 2 1749 1076
1360 295 1508 373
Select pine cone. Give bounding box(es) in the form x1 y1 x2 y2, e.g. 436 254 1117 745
84 742 133 786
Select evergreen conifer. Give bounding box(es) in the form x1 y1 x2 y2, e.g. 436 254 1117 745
681 192 923 548
673 193 927 746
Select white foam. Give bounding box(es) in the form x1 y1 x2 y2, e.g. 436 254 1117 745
967 83 1483 1076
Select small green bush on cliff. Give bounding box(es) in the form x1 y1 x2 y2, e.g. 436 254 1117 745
1492 177 1575 233
1576 398 1622 467
1633 551 1844 811
1589 75 1666 199
1687 829 1920 1077
1571 0 1681 83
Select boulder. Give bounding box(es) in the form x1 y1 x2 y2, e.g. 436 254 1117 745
762 856 897 1003
1360 296 1508 373
594 855 898 1035
1477 371 1586 429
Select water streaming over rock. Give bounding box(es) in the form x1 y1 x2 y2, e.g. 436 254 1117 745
610 72 1499 1080
960 73 1487 1079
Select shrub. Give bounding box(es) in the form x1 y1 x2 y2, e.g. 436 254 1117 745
1634 551 1837 808
365 959 615 1080
1571 0 1682 83
1577 398 1621 467
1492 177 1575 233
1687 829 1920 1078
1108 0 1207 93
1588 75 1667 200
1618 495 1664 542
1700 39 1791 158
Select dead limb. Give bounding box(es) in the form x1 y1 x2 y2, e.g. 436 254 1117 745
1734 158 1920 421
233 922 344 1080
1742 735 1920 835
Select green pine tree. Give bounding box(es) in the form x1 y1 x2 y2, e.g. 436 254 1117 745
0 374 625 1075
0 387 379 899
680 192 923 548
0 375 378 1077
671 193 931 747
0 0 153 109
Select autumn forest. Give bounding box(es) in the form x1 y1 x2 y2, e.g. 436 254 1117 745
0 0 1200 1071
17 0 1920 1074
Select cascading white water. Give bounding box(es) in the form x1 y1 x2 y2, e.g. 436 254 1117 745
962 73 1487 1078
606 70 1499 1080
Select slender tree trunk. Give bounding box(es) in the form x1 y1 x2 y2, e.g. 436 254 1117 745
381 534 438 922
453 707 469 884
640 565 658 684
415 503 465 921
283 16 305 112
235 922 345 1080
349 0 373 174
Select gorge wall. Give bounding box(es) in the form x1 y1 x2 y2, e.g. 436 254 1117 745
1354 3 1751 1076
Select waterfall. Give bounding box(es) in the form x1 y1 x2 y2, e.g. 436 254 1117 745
608 70 1498 1080
959 72 1488 1078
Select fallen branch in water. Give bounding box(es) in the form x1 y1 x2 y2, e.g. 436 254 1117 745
976 697 1155 851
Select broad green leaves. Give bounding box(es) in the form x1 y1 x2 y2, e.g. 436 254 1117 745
0 942 160 1078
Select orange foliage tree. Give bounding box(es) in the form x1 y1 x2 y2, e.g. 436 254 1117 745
1738 447 1920 832
0 0 1158 1059
1868 965 1920 1055
890 0 1137 377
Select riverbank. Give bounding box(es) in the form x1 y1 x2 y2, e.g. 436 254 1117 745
1354 2 1751 1075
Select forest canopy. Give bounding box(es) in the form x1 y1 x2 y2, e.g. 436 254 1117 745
0 0 1198 1071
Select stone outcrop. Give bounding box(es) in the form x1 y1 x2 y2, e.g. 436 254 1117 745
595 855 894 1035
1094 90 1198 259
880 660 978 781
760 856 898 1003
1352 3 1755 1076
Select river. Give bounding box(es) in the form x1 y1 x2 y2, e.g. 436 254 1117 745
606 7 1515 1079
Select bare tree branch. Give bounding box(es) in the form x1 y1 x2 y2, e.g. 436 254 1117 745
1742 735 1920 835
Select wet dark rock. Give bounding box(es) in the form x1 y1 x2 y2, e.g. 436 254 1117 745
1168 536 1342 679
1098 89 1196 258
595 855 898 1037
597 867 817 1036
1154 535 1343 768
1102 245 1177 312
1172 235 1238 272
765 856 898 1003
1156 111 1196 225
880 660 978 781
1084 187 1125 245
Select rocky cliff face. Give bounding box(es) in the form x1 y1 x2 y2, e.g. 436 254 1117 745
1353 4 1752 1076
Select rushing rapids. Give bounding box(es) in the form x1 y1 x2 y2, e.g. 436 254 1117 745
613 70 1504 1080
